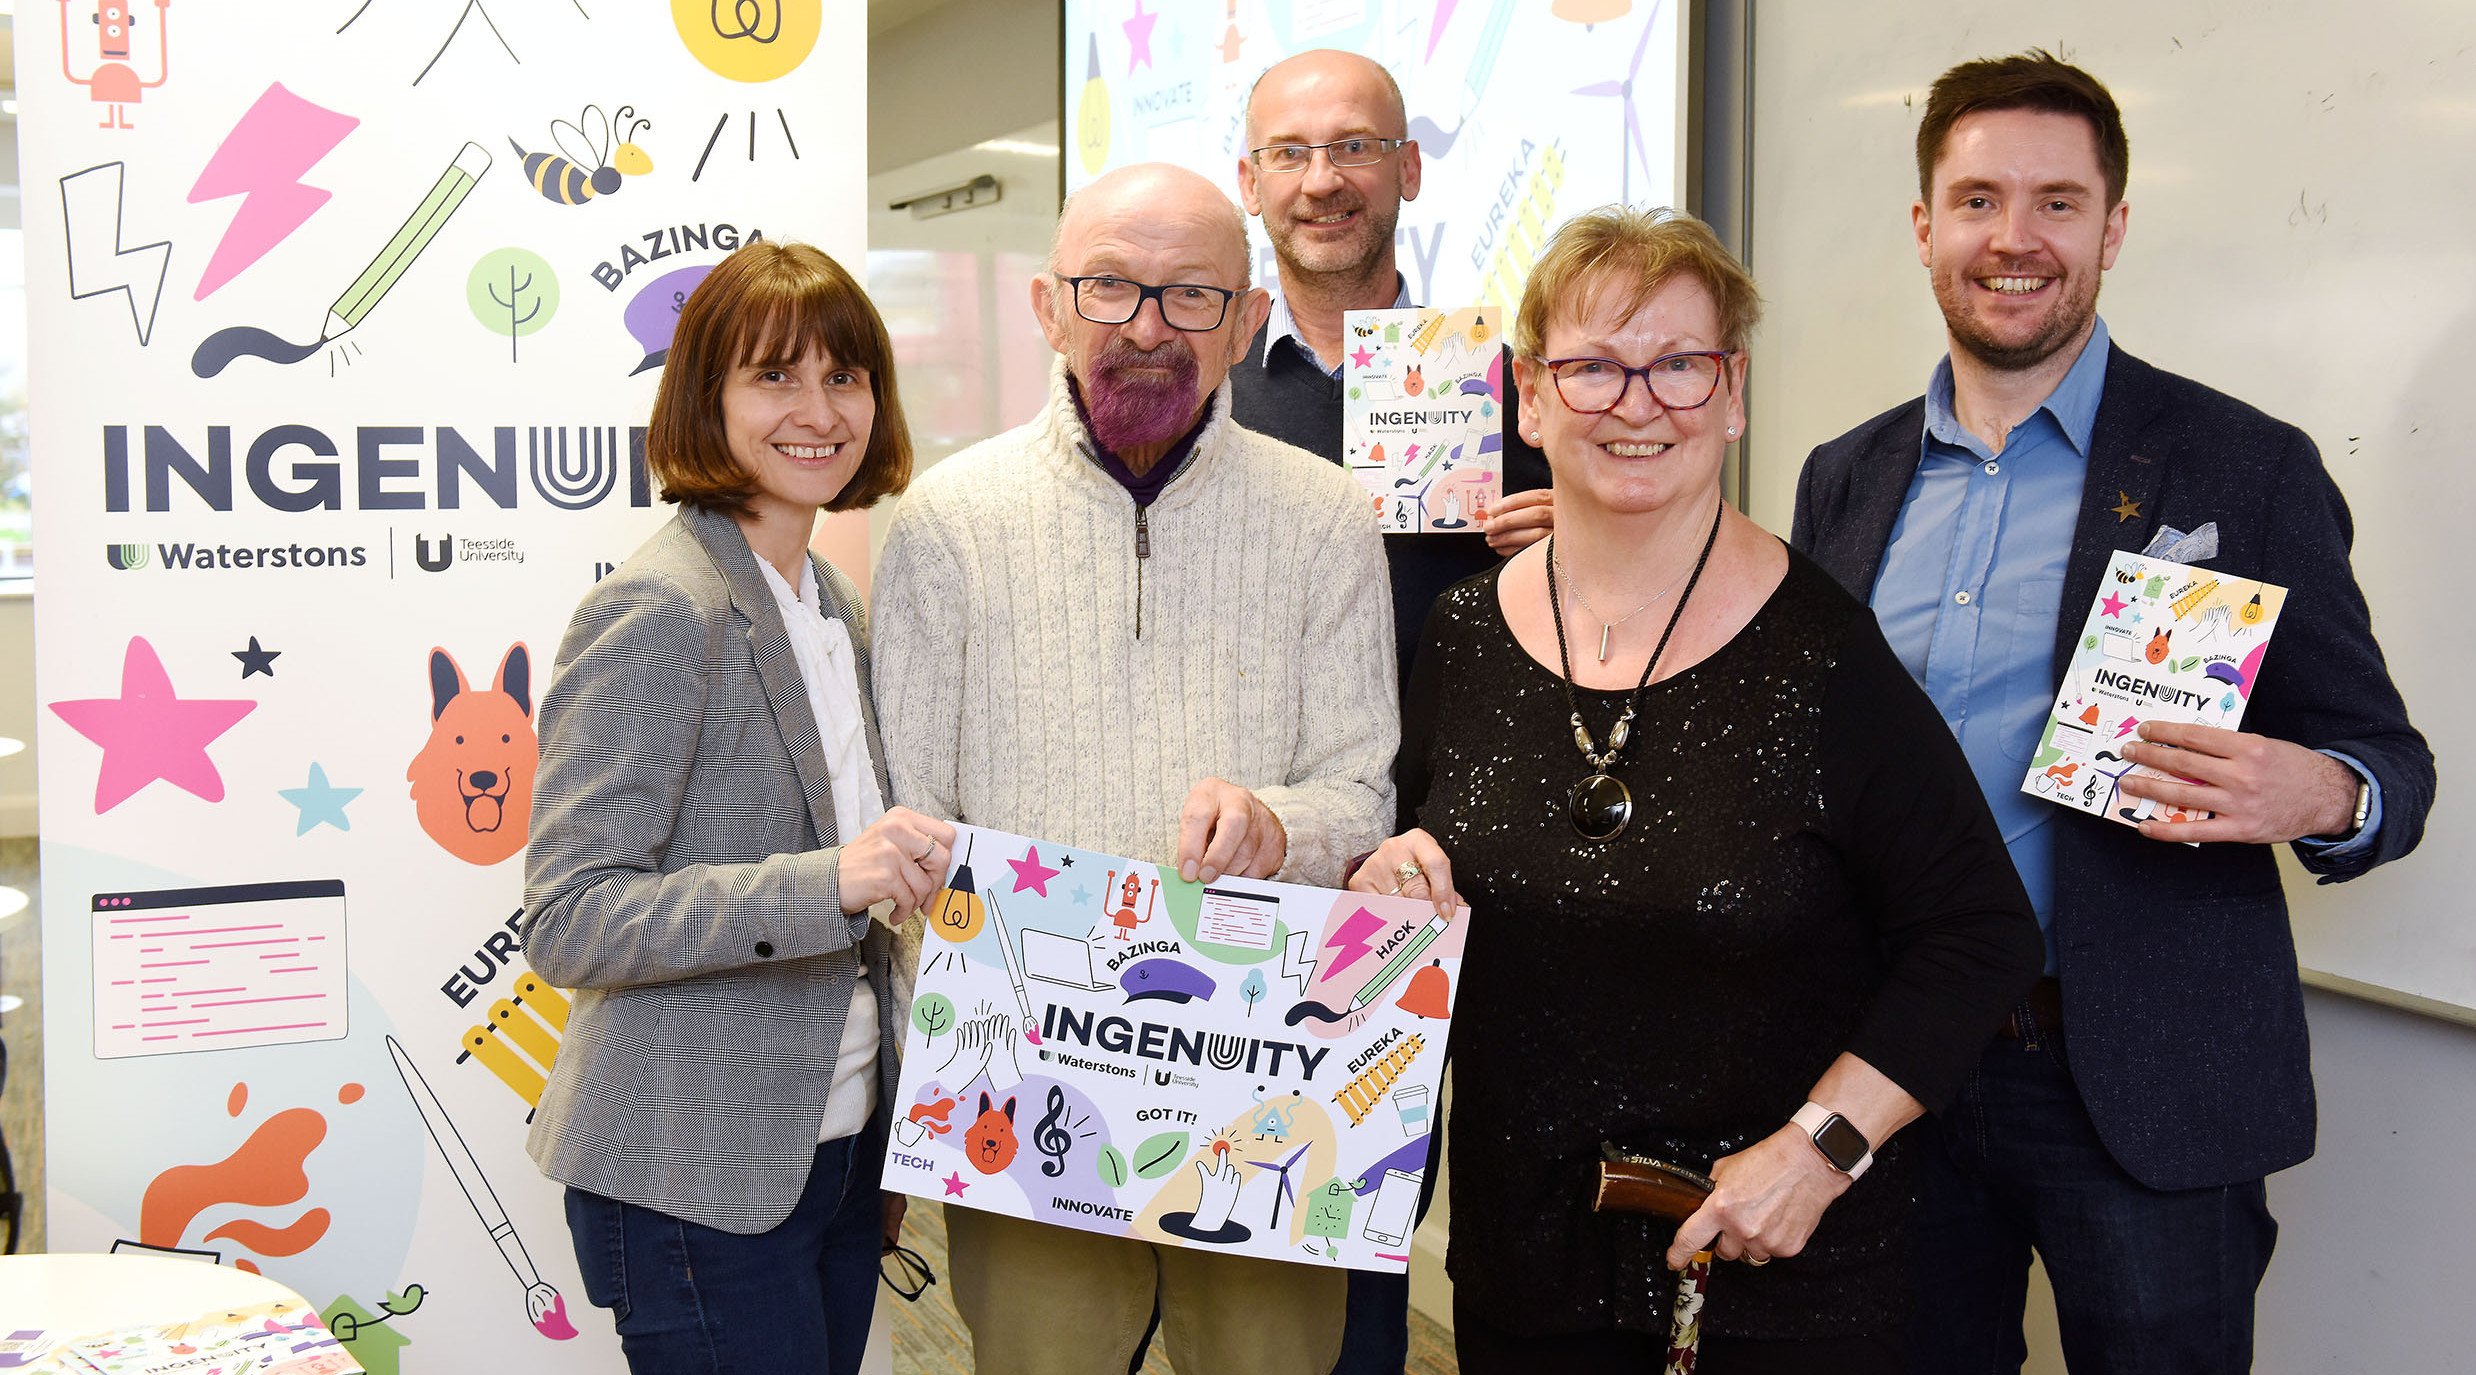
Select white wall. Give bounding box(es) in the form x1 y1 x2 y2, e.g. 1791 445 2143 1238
870 0 1060 176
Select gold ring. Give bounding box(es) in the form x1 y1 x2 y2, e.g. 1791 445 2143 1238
914 843 936 866
1747 1255 1771 1267
1395 861 1424 887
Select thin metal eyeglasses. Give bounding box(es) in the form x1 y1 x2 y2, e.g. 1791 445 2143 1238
880 1242 936 1302
1248 137 1407 173
1541 351 1735 414
1055 274 1239 332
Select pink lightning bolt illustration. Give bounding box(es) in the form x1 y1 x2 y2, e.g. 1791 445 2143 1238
188 84 359 300
1324 906 1389 979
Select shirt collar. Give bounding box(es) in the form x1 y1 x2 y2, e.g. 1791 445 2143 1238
753 547 818 616
1924 316 2112 459
1262 273 1413 375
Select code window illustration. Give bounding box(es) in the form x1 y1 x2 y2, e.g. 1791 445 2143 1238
92 879 349 1058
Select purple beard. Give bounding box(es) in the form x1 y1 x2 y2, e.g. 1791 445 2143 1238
1081 338 1202 454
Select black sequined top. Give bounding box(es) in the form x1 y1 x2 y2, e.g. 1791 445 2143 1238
1414 552 2040 1341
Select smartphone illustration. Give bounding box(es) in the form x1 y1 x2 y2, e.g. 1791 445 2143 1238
1360 1168 1422 1248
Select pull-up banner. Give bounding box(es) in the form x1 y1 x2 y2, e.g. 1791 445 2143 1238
25 5 860 1365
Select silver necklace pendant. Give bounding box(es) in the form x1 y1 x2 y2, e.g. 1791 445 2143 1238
1597 621 1613 663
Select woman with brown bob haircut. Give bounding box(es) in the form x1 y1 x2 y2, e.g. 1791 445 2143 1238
523 239 953 1375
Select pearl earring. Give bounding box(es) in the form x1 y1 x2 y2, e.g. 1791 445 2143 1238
1726 426 1737 438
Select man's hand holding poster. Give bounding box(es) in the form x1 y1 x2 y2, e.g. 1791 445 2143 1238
883 824 1468 1273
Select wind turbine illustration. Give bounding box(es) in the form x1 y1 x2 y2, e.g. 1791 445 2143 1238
1570 0 1668 202
1247 1141 1314 1230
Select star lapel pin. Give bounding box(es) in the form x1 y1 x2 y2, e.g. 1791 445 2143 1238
2109 490 2143 523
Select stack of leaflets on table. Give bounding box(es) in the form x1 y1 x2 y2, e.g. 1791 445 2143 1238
50 1299 360 1375
2021 549 2286 826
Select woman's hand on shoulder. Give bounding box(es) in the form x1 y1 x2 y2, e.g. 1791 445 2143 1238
1663 1125 1852 1270
839 807 959 919
1344 828 1461 918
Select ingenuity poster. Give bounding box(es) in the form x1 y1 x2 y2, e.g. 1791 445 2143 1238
883 824 1468 1273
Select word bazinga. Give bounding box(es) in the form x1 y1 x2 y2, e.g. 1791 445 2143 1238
1041 1004 1332 1080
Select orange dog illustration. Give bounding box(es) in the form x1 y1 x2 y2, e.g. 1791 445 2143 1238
406 644 535 866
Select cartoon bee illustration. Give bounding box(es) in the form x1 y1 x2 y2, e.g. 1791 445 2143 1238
1349 321 1377 338
511 104 652 206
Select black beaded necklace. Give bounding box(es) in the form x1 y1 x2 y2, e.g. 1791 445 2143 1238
1544 497 1725 840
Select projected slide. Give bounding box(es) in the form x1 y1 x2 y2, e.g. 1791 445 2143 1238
1062 0 1686 313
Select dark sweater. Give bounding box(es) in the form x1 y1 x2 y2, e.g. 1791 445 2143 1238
1407 554 2042 1340
1226 323 1552 685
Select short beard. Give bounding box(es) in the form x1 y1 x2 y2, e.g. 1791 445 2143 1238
1269 194 1400 287
1082 338 1203 453
1935 258 2101 373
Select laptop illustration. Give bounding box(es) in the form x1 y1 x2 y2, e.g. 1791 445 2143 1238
1022 928 1113 990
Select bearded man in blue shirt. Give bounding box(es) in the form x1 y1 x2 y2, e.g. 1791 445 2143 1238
1793 51 2433 1374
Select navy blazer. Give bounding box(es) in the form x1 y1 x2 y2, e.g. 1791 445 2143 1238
1793 343 2434 1191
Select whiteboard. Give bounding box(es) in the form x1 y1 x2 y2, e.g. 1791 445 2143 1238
1742 3 2473 1015
1059 0 1689 313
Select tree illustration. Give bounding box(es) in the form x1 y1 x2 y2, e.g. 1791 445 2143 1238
466 248 560 363
1240 968 1268 1016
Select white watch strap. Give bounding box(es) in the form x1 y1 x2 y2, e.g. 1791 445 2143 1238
1791 1101 1875 1180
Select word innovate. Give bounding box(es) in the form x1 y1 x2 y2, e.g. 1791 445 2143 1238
100 425 656 514
2091 667 2210 712
1041 1004 1333 1082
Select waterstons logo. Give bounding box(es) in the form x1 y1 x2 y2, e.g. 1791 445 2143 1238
105 543 149 571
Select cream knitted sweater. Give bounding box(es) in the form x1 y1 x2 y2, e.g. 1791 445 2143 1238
872 361 1397 891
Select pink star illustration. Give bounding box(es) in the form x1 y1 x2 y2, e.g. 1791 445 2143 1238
2099 591 2130 619
1123 0 1158 72
50 637 257 812
1009 845 1062 897
943 1171 969 1198
1349 344 1375 370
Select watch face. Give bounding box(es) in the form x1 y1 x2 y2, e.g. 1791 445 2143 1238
1815 1114 1870 1172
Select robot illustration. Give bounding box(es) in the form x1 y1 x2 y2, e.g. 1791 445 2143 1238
1103 869 1158 940
60 0 172 130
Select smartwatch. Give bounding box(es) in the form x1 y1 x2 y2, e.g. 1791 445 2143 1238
1791 1102 1874 1180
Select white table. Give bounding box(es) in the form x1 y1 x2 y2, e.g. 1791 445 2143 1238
0 1253 314 1369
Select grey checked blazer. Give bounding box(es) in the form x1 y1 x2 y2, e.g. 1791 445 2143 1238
523 502 905 1234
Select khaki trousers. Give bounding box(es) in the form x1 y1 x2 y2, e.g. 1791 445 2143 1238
945 1205 1346 1375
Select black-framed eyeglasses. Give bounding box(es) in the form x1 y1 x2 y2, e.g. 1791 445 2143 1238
880 1242 936 1302
1248 137 1407 173
1055 275 1239 332
1541 352 1734 414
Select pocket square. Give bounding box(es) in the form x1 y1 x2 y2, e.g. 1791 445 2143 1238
2141 521 2218 562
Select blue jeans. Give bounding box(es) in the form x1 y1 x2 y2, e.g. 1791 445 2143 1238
1909 1015 2276 1375
563 1123 886 1375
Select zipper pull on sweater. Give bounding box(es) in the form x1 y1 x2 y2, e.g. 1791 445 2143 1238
1134 506 1150 638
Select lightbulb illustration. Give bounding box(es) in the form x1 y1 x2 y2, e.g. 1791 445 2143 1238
1077 33 1112 177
